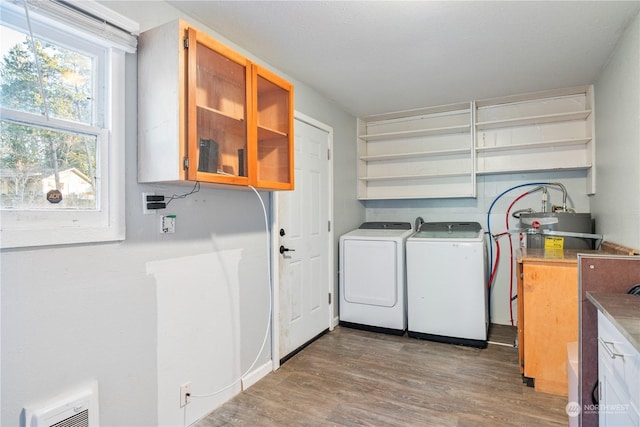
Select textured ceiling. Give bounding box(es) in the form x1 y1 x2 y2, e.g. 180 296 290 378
168 1 640 117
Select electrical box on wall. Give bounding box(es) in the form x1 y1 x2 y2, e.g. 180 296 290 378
24 380 99 427
161 215 176 234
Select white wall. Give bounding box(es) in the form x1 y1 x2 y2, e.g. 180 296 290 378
0 2 360 426
592 11 640 249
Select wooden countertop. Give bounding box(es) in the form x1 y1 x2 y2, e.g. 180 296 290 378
517 248 601 264
517 241 638 264
586 291 640 353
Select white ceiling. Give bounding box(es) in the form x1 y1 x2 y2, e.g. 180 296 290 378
167 1 640 117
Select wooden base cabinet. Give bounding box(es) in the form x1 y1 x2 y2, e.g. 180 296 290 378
138 19 294 190
518 259 579 396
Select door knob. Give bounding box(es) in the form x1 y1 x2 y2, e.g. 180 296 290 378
279 245 295 254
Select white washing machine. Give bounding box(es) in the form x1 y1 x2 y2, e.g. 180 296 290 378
339 222 413 335
406 222 488 348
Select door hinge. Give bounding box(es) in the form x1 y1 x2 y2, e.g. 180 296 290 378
327 148 331 160
183 37 189 49
328 220 331 232
183 157 189 170
328 293 332 305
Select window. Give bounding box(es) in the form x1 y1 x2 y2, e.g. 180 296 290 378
0 0 138 248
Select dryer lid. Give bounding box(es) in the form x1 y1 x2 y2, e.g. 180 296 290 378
415 222 482 238
359 222 411 230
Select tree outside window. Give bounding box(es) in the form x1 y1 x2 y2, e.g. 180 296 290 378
1 24 98 211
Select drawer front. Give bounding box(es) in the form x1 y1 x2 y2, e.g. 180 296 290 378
598 311 640 411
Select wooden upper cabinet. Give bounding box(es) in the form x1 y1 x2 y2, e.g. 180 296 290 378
186 27 251 186
253 65 294 190
138 20 294 190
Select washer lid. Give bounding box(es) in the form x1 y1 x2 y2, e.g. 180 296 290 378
415 222 482 238
359 222 411 230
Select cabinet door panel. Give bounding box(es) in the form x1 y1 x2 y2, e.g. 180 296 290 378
522 262 578 396
599 342 640 427
187 27 250 185
598 311 640 412
252 65 294 190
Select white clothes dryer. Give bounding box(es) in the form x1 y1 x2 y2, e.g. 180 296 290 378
339 222 413 335
406 222 488 348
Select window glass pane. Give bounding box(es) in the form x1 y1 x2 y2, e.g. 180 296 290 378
0 23 95 125
0 120 98 210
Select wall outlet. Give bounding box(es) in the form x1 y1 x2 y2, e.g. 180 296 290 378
161 215 176 234
142 192 156 215
180 382 191 407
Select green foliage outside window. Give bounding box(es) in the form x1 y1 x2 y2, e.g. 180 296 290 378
0 26 97 210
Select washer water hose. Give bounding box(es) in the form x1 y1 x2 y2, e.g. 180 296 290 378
186 185 273 423
486 182 572 326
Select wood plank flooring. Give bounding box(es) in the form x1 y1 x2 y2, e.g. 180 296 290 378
194 326 567 426
487 323 518 346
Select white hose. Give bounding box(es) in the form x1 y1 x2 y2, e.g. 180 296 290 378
189 185 273 399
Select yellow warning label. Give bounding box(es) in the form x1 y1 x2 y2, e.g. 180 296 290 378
545 236 564 250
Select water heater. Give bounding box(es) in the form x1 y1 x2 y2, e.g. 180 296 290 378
519 212 595 250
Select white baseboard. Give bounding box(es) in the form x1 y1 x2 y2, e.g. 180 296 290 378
332 316 340 328
241 360 272 391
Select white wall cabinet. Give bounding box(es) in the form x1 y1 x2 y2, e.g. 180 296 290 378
356 85 595 200
597 311 640 426
357 103 475 200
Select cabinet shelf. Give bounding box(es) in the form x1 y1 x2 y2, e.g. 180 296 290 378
475 110 591 130
358 193 475 201
474 85 595 194
476 137 591 153
258 124 288 140
357 102 474 200
477 164 591 175
197 104 244 122
359 124 470 141
360 148 470 161
364 103 470 122
360 171 472 182
356 86 595 200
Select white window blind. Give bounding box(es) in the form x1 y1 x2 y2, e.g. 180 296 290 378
27 0 138 51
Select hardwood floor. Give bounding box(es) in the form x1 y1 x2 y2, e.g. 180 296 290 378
195 326 567 426
487 323 518 346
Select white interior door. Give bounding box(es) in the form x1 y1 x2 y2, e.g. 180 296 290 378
276 114 332 361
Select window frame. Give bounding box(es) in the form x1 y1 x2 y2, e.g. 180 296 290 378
0 0 136 249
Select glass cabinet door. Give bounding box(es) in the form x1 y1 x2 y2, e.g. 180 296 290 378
187 28 251 185
253 65 294 190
